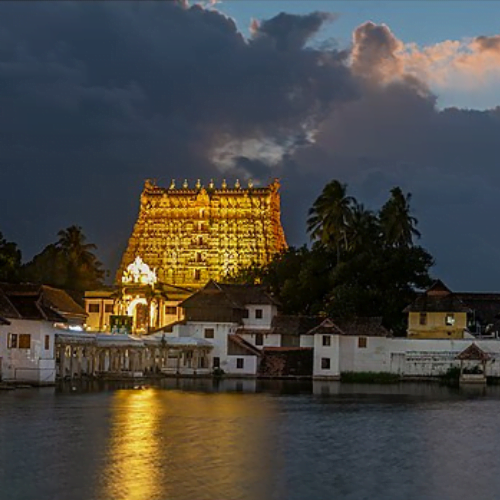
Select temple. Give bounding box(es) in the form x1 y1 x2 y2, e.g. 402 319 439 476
85 178 287 334
118 178 287 288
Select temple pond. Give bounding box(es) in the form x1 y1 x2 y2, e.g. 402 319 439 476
1 379 500 500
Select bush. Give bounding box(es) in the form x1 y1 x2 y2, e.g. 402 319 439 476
212 367 225 377
441 366 461 382
340 371 400 384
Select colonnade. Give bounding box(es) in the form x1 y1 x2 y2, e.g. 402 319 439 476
55 336 212 380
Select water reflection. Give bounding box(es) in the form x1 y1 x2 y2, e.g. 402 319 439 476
100 389 162 500
98 388 280 500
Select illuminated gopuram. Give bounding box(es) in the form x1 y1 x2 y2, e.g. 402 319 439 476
118 178 287 288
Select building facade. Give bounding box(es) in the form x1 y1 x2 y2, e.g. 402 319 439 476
0 284 87 384
118 178 287 288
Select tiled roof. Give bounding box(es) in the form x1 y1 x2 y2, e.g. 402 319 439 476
228 334 262 356
39 285 87 318
271 315 324 336
0 289 20 319
306 317 390 337
307 318 345 336
456 343 491 361
0 283 85 322
403 293 470 313
181 280 279 310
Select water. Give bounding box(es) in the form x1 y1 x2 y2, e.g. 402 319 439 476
1 379 500 500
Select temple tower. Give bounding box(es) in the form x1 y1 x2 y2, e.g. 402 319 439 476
118 178 287 288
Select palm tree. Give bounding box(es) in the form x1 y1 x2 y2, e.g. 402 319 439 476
346 203 381 254
57 225 104 289
307 180 354 262
379 187 421 247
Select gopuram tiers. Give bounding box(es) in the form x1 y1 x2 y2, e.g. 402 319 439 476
118 178 287 288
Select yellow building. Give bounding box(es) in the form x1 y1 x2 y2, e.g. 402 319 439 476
404 280 470 339
118 178 287 288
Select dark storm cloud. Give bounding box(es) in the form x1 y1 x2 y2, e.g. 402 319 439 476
0 1 355 268
2 2 500 290
252 11 337 52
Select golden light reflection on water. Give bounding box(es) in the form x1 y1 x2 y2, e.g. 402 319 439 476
99 389 280 500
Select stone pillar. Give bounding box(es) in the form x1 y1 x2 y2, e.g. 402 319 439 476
69 345 74 379
59 344 66 379
193 349 198 375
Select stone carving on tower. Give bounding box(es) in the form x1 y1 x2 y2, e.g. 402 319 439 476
118 178 287 288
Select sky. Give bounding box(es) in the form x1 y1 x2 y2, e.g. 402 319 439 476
2 0 500 290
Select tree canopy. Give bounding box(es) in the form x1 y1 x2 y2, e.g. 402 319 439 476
22 225 105 292
0 232 22 283
228 181 434 334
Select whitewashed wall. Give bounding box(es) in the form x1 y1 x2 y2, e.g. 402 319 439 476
172 321 259 375
313 334 341 378
0 320 56 384
225 355 258 376
311 335 500 378
242 305 276 329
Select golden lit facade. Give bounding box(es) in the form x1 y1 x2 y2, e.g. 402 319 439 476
118 178 287 288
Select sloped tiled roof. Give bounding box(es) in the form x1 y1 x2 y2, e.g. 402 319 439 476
306 317 390 337
403 280 470 313
456 343 491 361
228 334 262 356
39 285 86 318
0 289 20 319
271 315 324 336
0 283 84 322
181 280 279 310
307 318 345 336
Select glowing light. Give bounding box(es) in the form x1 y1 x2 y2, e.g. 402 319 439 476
122 256 157 285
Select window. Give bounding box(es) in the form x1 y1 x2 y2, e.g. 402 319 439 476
445 313 455 326
322 335 331 346
255 309 263 319
255 333 264 346
88 303 100 313
105 304 114 313
358 337 367 348
321 358 331 370
237 358 244 369
242 309 249 319
165 306 177 315
196 252 202 263
204 328 215 339
7 333 18 349
45 335 50 350
19 334 31 349
419 312 427 325
213 357 220 368
194 269 201 281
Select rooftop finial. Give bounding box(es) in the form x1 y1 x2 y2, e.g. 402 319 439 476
235 179 241 189
248 178 254 188
169 179 176 189
183 179 188 189
209 179 214 189
222 179 227 189
196 179 201 189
